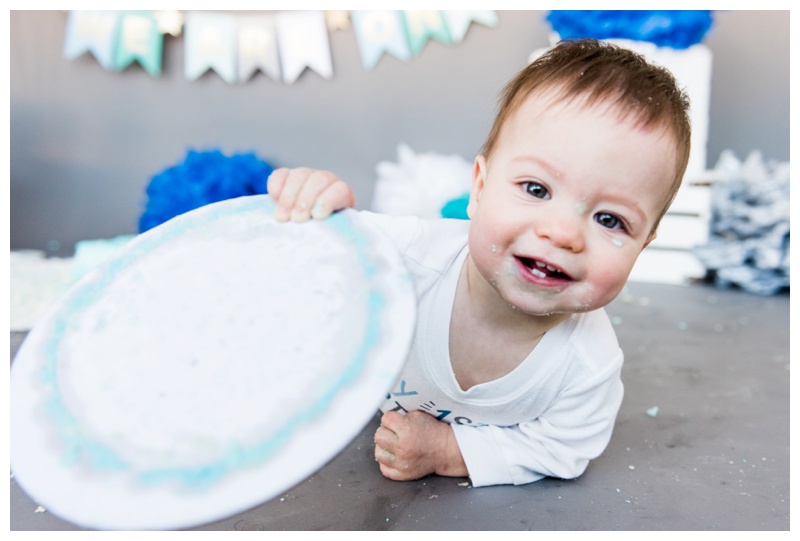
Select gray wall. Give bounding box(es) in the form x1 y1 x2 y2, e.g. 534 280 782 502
10 10 790 255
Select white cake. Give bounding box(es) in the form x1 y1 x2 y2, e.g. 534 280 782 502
11 195 416 529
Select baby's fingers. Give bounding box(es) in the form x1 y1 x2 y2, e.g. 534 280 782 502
268 167 304 221
291 170 341 222
266 167 290 201
374 422 398 451
267 168 351 222
310 179 356 220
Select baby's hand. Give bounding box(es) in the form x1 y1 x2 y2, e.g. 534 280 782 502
374 410 468 481
267 167 356 222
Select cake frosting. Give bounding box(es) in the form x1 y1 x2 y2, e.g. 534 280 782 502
37 196 390 487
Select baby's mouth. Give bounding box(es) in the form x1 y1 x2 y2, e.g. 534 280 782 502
517 257 572 281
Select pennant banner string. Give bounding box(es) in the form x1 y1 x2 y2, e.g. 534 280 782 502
63 10 498 84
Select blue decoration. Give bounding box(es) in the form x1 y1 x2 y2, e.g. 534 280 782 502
139 149 275 232
440 192 471 220
692 151 789 296
546 10 713 49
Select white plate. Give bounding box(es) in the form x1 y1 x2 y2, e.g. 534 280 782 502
10 195 416 530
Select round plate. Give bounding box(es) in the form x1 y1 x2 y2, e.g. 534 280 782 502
10 195 416 530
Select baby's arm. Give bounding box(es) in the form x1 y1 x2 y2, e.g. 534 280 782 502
267 167 355 222
452 367 624 487
374 410 468 481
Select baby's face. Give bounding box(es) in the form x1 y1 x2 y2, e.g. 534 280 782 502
466 89 677 316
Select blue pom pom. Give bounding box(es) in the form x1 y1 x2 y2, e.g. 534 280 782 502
546 10 714 49
440 193 471 220
139 149 276 233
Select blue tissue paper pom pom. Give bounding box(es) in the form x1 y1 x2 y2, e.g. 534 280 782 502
139 149 275 233
440 193 471 220
546 10 713 49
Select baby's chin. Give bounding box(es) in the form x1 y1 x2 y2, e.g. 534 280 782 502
504 288 604 317
503 299 580 320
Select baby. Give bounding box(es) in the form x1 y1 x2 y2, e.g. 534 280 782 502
267 39 691 487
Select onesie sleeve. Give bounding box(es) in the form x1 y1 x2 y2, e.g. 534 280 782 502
351 210 470 296
451 356 624 487
349 210 421 254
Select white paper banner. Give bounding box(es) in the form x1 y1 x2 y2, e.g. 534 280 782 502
237 14 281 83
351 11 411 70
155 10 184 37
442 10 498 43
63 10 120 69
325 10 350 31
403 11 451 56
63 10 497 83
275 11 333 84
184 12 237 84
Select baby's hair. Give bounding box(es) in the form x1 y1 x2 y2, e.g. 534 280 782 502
481 38 692 232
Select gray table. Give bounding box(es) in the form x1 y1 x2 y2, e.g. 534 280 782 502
10 282 789 530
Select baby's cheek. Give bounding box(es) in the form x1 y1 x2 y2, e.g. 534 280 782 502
591 264 632 304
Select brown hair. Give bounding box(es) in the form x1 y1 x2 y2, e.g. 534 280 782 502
481 38 692 232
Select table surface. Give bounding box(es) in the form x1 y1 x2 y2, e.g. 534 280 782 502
10 282 790 530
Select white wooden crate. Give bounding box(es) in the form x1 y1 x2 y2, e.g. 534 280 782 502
628 175 715 285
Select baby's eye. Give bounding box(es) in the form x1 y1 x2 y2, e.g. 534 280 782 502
524 182 550 199
595 212 625 231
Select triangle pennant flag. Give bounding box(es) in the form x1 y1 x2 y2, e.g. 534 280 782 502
63 10 120 69
237 14 281 82
184 12 237 84
155 10 184 37
442 10 498 43
403 11 451 56
114 11 163 76
325 10 350 31
351 10 410 70
276 11 333 84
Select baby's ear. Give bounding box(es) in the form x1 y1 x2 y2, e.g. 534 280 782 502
467 156 487 219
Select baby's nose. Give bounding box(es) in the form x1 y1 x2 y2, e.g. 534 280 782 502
535 212 585 253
